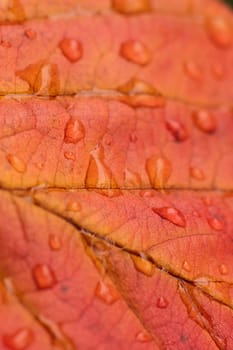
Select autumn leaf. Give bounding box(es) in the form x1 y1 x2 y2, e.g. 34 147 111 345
0 0 233 349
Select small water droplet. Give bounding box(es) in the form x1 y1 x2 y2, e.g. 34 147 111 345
24 28 37 39
208 217 224 231
202 196 212 206
139 190 155 198
7 154 26 173
193 110 216 133
3 328 34 350
103 135 112 146
66 201 81 212
129 132 138 143
182 260 191 272
112 0 150 13
190 166 205 180
95 280 119 304
219 263 228 275
32 264 56 290
64 118 85 144
131 255 154 276
59 38 83 62
129 94 166 108
146 156 172 189
156 296 168 309
184 60 202 81
165 119 189 142
192 210 200 217
136 330 152 343
49 234 62 251
35 162 44 170
64 151 76 161
120 40 151 65
206 17 232 49
152 206 186 227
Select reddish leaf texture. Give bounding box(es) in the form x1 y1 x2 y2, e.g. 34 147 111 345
0 0 233 349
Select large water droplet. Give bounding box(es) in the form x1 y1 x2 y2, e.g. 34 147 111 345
219 263 228 275
193 110 216 133
156 296 169 308
64 151 76 161
64 118 85 144
152 206 186 227
95 280 119 305
135 330 152 342
206 17 232 49
112 0 150 13
131 255 154 277
165 119 189 142
7 154 26 173
184 60 202 81
120 40 152 65
207 217 224 231
190 166 205 181
59 38 83 62
3 328 34 350
49 234 62 251
146 156 172 189
66 201 81 212
32 264 56 289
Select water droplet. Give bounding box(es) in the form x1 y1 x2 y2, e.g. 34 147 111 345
207 217 224 231
190 166 205 180
156 296 168 308
212 63 225 80
49 235 62 251
103 135 112 146
120 40 151 66
129 132 138 143
119 78 155 95
165 119 189 142
219 263 228 275
129 94 166 108
64 151 76 161
3 328 34 350
59 38 83 62
85 145 117 188
66 201 81 212
136 330 152 343
95 280 119 304
184 60 202 81
24 28 37 39
7 154 26 173
131 255 154 276
193 110 216 133
202 196 212 206
64 118 85 144
35 162 44 170
32 264 56 289
206 17 232 49
146 156 172 189
152 206 186 227
112 0 150 13
182 260 191 272
139 190 155 198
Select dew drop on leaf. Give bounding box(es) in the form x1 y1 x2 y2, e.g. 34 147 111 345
190 166 205 180
207 217 224 231
152 206 186 227
135 330 152 342
7 154 26 173
206 16 232 49
156 296 169 309
32 264 56 289
182 260 191 272
146 156 172 189
49 234 62 251
131 255 154 277
3 328 34 350
24 28 37 40
120 40 152 65
129 132 138 143
219 263 228 275
59 38 83 62
95 280 119 305
64 118 85 144
193 110 217 133
184 60 202 81
66 201 81 212
165 119 189 142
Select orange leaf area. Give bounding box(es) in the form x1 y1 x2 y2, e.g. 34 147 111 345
0 0 233 349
